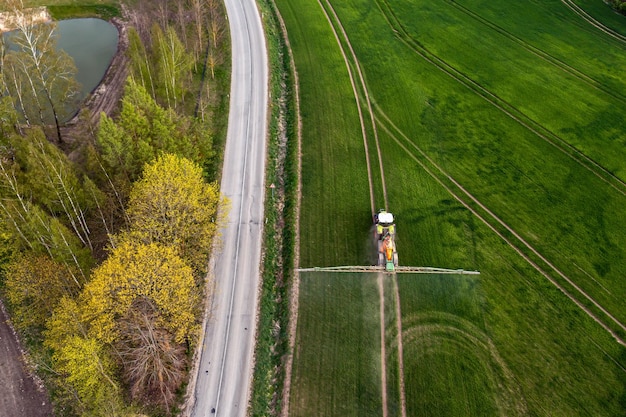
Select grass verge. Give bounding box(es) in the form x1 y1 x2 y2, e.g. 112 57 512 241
248 0 299 415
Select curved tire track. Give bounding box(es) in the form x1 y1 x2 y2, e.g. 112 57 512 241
559 0 626 44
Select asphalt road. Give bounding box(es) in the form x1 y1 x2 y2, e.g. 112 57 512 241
191 0 268 416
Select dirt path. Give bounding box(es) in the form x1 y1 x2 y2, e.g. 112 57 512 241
0 300 53 417
392 276 408 417
275 0 303 414
377 273 389 417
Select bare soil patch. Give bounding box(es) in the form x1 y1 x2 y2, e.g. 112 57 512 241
0 300 53 417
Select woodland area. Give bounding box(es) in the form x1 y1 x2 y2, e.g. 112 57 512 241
0 0 230 415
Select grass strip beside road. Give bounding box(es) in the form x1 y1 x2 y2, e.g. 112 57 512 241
249 0 299 415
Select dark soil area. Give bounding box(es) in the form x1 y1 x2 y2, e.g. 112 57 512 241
0 300 53 417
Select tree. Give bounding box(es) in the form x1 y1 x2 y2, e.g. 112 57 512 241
0 219 15 278
4 253 81 335
53 335 127 417
151 23 193 110
207 0 225 80
13 131 97 250
190 0 207 67
44 296 128 416
116 297 187 414
125 153 223 279
127 27 156 99
1 4 80 141
96 78 213 184
0 89 19 136
81 240 199 345
44 296 86 353
0 130 96 275
78 240 198 411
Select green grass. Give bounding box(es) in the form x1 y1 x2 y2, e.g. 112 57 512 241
46 4 120 20
397 274 518 417
2 1 122 18
278 0 626 414
289 272 383 417
276 0 373 268
249 0 298 415
397 265 626 416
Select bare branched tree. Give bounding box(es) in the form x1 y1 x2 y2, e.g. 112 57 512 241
207 0 225 79
190 0 206 68
115 297 187 415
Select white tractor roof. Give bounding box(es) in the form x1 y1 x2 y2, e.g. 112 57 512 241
378 212 394 224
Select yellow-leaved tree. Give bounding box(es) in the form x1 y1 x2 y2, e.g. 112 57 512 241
125 153 224 281
79 239 199 413
54 335 127 417
44 297 128 417
4 253 81 336
81 240 199 345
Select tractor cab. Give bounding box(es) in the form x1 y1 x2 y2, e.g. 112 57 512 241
375 210 398 272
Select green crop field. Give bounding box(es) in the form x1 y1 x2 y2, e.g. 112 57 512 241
279 0 626 415
395 274 522 417
289 272 383 416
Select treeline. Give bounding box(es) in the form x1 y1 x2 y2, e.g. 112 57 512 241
0 0 229 415
125 0 226 119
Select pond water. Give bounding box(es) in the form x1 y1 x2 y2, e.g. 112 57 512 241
56 18 119 103
2 18 119 121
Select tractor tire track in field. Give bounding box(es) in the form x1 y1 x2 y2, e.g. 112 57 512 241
391 276 408 417
317 0 390 214
321 0 390 212
288 0 626 414
400 312 528 416
317 3 626 417
377 273 389 417
372 0 626 345
444 0 626 105
374 107 626 347
316 0 377 217
559 0 626 44
317 2 400 416
375 0 626 198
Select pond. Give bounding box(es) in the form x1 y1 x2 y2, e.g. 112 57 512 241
56 18 119 106
2 18 119 121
